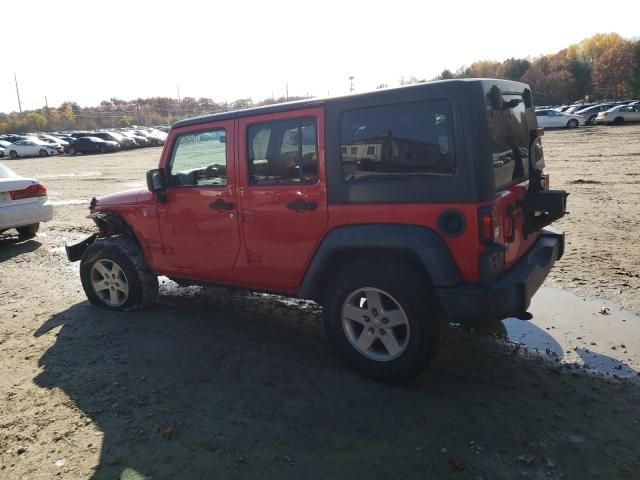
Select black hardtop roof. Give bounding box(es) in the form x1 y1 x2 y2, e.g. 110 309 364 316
172 78 529 129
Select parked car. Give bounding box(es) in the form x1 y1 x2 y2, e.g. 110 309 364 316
0 161 53 238
574 104 615 125
65 79 567 382
68 137 120 155
535 109 585 128
91 131 136 149
595 104 640 125
36 134 70 152
3 138 61 158
564 103 595 114
0 140 10 157
118 131 150 147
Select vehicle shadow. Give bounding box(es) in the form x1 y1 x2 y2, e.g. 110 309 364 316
34 291 640 480
0 235 41 262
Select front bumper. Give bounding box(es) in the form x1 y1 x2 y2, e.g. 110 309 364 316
436 227 564 325
65 233 97 262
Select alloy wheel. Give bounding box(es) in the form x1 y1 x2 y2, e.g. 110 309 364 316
341 287 410 361
90 259 130 307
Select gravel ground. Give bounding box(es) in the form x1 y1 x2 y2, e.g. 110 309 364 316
1 126 639 480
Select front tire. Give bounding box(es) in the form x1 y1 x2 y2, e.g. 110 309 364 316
17 223 39 239
80 236 158 311
567 119 579 128
322 258 442 382
9 150 18 159
587 115 597 125
68 147 76 155
39 149 48 157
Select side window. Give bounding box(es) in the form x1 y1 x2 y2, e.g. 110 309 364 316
169 129 227 187
340 100 456 181
247 118 318 185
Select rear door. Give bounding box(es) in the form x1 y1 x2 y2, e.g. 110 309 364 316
535 110 549 128
237 107 327 282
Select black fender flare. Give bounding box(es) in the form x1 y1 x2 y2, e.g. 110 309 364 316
90 211 134 237
298 224 461 300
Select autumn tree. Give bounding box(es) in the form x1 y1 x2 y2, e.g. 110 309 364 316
592 40 637 97
496 58 531 81
522 53 576 105
567 33 626 65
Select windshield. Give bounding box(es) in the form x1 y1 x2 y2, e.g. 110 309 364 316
487 93 530 190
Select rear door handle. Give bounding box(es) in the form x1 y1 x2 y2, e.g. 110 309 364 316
209 200 234 211
287 201 317 212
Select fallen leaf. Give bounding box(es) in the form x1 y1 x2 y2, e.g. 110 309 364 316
517 454 536 465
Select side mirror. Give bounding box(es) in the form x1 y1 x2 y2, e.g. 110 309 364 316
146 168 166 193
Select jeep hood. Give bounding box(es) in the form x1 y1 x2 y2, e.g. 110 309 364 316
94 188 154 207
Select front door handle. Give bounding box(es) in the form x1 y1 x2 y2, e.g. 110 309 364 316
287 201 317 212
209 200 234 211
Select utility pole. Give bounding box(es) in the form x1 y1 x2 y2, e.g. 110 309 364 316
136 104 142 125
14 73 22 113
285 82 289 100
349 76 354 93
177 84 181 111
45 96 51 130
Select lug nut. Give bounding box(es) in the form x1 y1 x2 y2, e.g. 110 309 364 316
363 316 371 323
382 318 389 324
371 308 379 316
379 328 386 335
368 327 374 334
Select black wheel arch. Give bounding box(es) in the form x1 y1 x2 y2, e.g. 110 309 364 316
298 224 461 301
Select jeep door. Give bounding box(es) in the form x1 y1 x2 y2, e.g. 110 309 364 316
157 121 241 272
238 108 328 283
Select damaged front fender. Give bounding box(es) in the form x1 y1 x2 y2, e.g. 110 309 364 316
65 233 98 262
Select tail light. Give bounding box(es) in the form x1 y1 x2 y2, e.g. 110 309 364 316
603 113 608 116
478 205 501 244
10 183 47 200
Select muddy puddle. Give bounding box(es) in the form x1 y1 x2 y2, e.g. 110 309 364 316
500 287 639 377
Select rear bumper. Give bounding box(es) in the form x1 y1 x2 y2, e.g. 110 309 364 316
435 227 564 324
0 200 53 231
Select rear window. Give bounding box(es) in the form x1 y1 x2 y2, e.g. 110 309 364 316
488 94 531 190
340 100 456 181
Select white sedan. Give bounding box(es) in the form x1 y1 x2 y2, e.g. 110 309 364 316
3 138 60 158
595 104 640 125
535 109 585 129
0 162 53 238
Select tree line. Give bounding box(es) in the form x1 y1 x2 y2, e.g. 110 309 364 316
429 33 640 105
1 33 638 134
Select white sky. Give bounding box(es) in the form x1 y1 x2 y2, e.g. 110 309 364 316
2 0 639 113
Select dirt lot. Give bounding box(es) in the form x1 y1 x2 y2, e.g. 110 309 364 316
1 125 639 480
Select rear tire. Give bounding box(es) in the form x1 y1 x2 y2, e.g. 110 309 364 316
613 117 624 125
68 147 76 155
80 236 158 311
567 119 579 128
322 257 442 382
100 145 107 153
17 223 39 239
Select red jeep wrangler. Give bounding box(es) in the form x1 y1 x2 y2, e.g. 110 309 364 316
67 79 567 381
